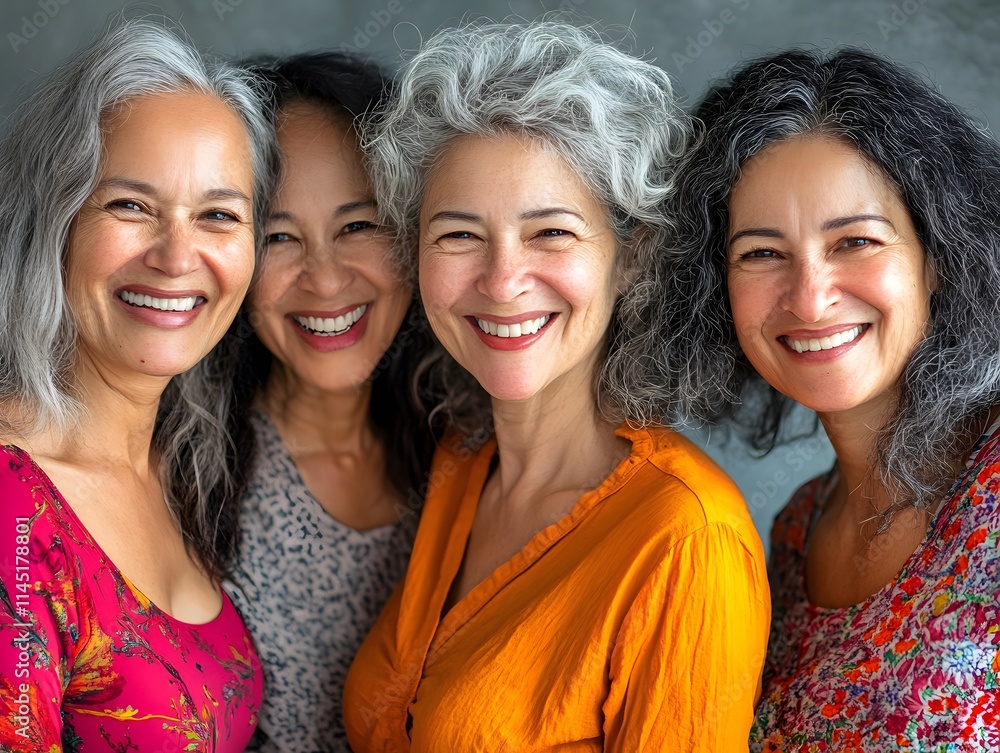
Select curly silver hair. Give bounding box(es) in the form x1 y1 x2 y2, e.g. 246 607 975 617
363 19 689 434
0 17 278 577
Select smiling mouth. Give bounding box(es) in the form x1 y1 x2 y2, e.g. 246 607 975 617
474 314 551 338
118 291 203 312
782 324 866 353
293 304 368 336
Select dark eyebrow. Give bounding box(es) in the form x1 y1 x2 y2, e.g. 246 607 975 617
97 177 157 194
728 227 784 246
427 210 482 225
269 200 377 224
728 214 896 247
821 214 894 232
426 207 587 226
519 207 586 223
98 178 251 206
335 199 376 216
202 187 253 206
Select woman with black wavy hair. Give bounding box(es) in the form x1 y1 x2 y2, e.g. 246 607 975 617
665 48 1000 749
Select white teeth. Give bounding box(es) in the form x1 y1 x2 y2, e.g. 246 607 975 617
293 304 367 336
785 325 864 353
474 314 551 338
119 290 198 311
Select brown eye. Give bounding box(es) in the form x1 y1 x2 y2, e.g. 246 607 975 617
741 248 777 260
841 237 872 248
344 220 376 234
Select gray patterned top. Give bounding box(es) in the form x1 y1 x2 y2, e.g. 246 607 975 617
224 410 417 753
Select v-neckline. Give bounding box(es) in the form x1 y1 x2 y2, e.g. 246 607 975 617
800 414 1000 615
424 424 652 661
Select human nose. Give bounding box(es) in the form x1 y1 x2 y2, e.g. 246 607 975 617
780 257 841 322
297 246 355 298
477 237 531 303
143 220 200 277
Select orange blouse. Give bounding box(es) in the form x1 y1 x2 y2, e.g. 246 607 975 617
343 424 769 752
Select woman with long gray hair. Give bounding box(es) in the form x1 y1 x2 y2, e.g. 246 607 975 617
0 18 276 751
343 20 769 751
666 48 1000 749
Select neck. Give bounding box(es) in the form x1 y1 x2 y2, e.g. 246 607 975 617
28 354 167 473
260 364 375 455
489 367 626 503
817 396 897 519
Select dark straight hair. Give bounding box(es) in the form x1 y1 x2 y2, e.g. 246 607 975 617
227 52 436 536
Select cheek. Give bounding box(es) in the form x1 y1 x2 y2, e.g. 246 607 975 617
726 274 762 337
418 255 464 317
359 250 409 300
250 254 304 309
65 220 130 286
558 254 618 309
223 235 257 294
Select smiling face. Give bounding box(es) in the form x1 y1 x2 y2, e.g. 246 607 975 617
67 90 256 380
248 102 411 394
726 135 934 418
418 134 622 403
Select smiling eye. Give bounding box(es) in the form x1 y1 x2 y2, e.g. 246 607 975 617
539 228 569 237
266 232 293 244
841 237 872 248
740 248 777 260
204 210 239 222
108 199 144 212
344 220 377 234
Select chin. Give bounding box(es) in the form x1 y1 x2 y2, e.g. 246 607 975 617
783 389 870 416
132 358 203 379
478 374 544 403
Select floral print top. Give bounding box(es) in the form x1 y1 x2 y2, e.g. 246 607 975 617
0 445 263 752
750 418 1000 752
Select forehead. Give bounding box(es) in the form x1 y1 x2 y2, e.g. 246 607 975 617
94 90 257 204
423 133 603 214
99 90 254 180
730 136 905 219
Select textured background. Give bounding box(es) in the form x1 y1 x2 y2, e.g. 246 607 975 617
1 0 995 544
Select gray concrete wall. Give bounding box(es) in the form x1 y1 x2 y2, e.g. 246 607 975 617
1 0 994 546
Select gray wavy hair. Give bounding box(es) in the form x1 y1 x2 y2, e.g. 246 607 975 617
363 19 689 434
665 48 1000 516
0 17 278 577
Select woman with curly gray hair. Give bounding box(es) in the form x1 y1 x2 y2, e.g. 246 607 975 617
664 48 1000 749
0 18 275 751
342 20 768 751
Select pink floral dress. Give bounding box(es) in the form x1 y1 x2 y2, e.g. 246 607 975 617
0 445 263 752
751 420 1000 752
